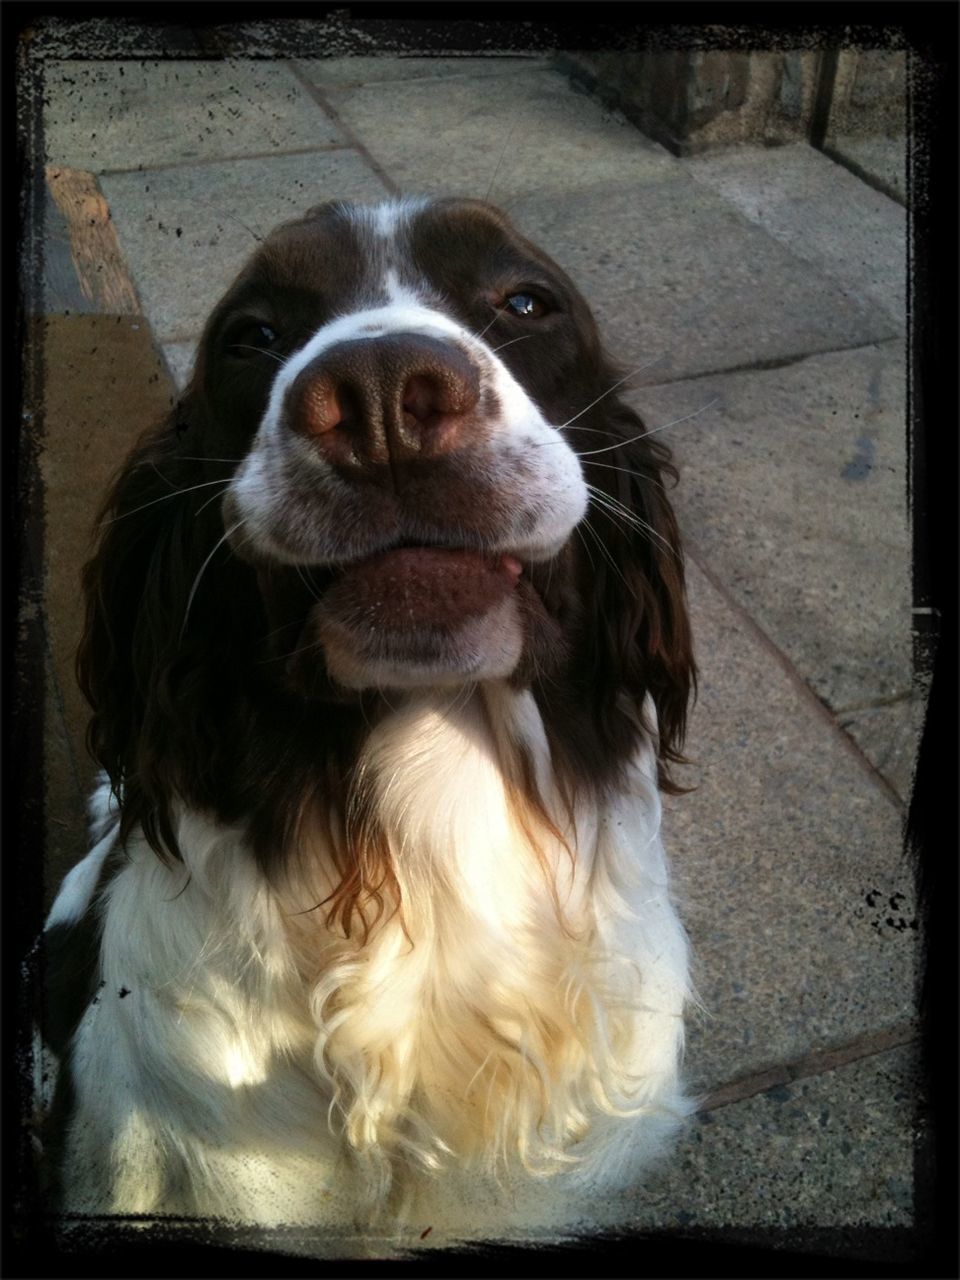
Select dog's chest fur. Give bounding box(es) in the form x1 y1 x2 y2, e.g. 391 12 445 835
59 686 687 1237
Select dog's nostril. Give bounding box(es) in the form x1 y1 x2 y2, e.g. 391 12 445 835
402 373 459 429
300 377 342 436
300 379 365 437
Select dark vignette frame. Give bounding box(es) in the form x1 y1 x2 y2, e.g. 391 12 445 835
3 3 956 1277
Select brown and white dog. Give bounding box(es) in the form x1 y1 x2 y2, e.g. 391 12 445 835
41 197 696 1250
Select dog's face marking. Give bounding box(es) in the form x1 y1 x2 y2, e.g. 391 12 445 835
77 192 693 848
210 198 593 690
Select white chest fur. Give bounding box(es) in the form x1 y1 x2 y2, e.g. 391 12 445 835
57 686 690 1243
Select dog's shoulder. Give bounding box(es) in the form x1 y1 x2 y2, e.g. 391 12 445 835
43 777 123 1056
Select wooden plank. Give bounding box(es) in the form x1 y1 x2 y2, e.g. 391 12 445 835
41 183 99 315
44 165 140 315
39 312 177 897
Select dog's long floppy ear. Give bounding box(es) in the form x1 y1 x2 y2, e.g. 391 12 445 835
574 396 697 792
75 390 252 856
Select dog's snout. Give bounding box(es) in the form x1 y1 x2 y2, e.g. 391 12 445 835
288 333 480 477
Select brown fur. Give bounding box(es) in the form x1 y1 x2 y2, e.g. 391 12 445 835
76 199 696 940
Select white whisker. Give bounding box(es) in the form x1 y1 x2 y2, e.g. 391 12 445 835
260 635 326 667
586 485 678 560
490 334 534 355
179 521 244 644
473 310 502 343
576 398 719 458
196 483 234 516
230 344 289 365
579 516 637 598
173 455 243 465
104 479 234 525
485 119 521 203
582 459 672 494
573 523 597 575
556 358 666 431
149 460 179 492
296 565 325 604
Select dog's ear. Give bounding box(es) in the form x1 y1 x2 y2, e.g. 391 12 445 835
75 391 245 853
575 398 696 791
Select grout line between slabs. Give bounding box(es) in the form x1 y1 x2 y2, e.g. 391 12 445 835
630 333 904 391
685 543 906 811
697 1022 918 1112
833 689 917 714
300 61 557 91
97 142 354 178
160 333 906 387
287 61 399 199
818 143 907 208
161 331 201 349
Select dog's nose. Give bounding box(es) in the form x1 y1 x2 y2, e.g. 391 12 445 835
286 333 481 479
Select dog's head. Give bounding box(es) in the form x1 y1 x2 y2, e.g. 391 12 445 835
78 198 694 864
217 198 593 693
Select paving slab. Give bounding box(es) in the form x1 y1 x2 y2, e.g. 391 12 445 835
39 180 113 317
297 55 551 87
99 151 389 341
837 697 924 803
42 60 346 172
625 342 915 789
443 1044 918 1251
578 1043 917 1237
161 339 197 390
507 177 899 386
323 67 673 201
661 560 915 1093
828 133 907 203
685 142 906 328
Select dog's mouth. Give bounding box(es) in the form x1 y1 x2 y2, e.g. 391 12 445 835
321 544 524 632
262 541 536 692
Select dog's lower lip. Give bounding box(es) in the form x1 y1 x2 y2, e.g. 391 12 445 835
319 545 522 631
337 545 522 579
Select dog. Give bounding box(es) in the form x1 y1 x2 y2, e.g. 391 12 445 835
40 196 696 1250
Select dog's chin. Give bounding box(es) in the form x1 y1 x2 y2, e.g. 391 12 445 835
318 600 526 690
300 546 527 691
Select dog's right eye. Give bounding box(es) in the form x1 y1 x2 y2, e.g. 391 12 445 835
225 322 281 358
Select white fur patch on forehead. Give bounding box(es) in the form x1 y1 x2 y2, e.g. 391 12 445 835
334 198 433 315
341 196 430 247
365 196 430 240
384 268 424 308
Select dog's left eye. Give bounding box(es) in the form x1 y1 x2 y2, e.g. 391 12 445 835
226 322 281 358
502 292 547 319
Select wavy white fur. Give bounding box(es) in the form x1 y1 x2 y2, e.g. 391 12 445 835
54 684 690 1248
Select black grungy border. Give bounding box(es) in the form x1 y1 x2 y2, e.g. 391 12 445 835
3 4 956 1277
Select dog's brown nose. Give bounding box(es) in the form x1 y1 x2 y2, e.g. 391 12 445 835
287 333 480 480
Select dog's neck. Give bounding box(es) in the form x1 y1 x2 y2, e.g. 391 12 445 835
265 687 663 1167
353 683 582 914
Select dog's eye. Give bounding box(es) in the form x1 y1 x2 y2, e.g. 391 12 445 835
499 291 552 320
502 292 547 319
226 322 281 358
